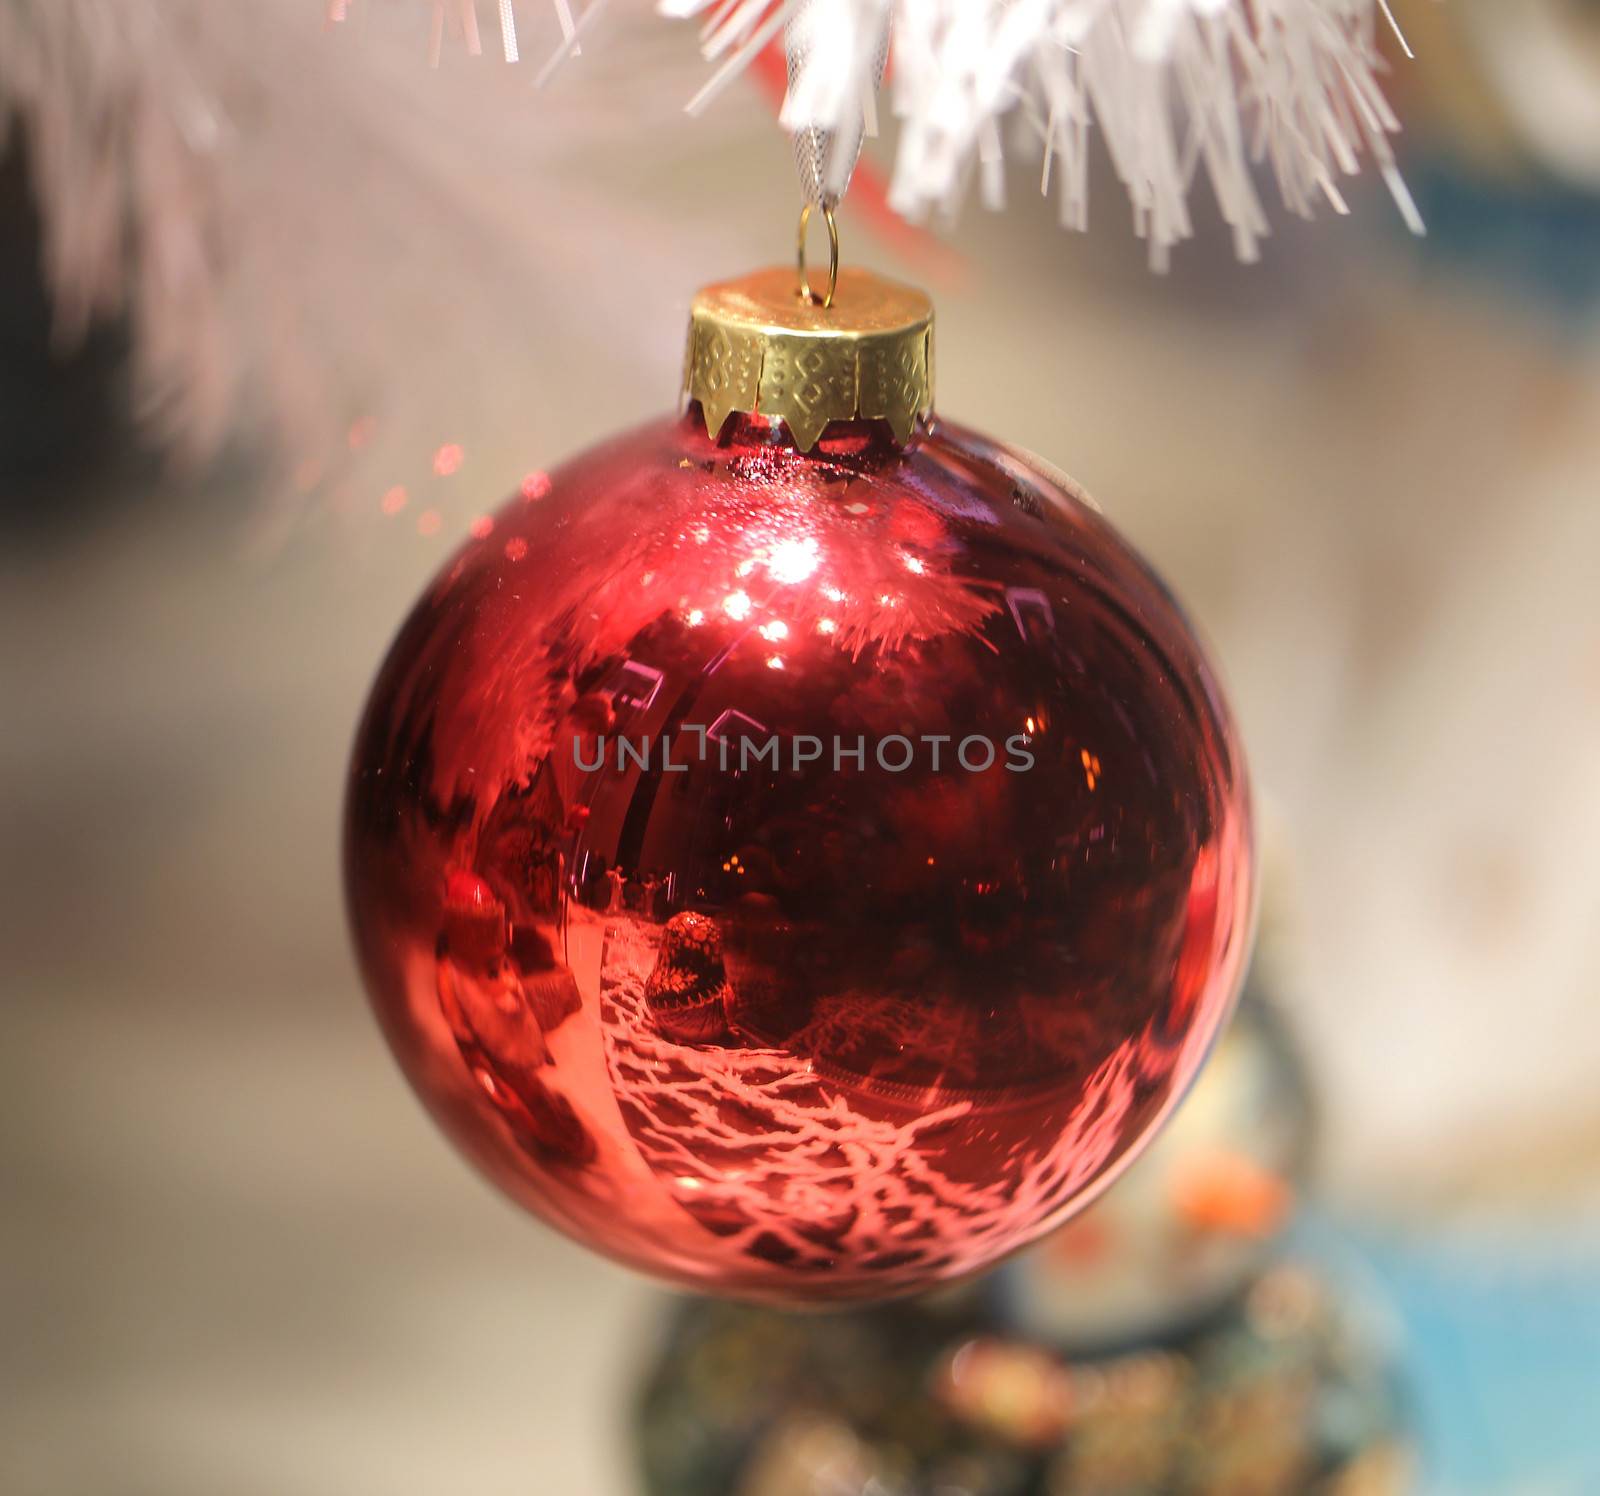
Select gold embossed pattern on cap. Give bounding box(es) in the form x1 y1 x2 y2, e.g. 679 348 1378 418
683 266 934 452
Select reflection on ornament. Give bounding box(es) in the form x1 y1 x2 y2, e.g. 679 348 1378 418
999 992 1312 1348
345 266 1252 1302
644 911 733 1043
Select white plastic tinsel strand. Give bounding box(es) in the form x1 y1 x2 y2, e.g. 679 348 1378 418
0 0 1419 465
0 0 236 460
663 0 1423 266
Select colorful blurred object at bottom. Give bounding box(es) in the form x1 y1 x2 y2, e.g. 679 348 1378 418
632 993 1413 1495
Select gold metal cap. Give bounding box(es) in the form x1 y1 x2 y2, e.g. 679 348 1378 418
683 265 934 452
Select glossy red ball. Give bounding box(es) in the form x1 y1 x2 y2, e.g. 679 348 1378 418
345 409 1253 1303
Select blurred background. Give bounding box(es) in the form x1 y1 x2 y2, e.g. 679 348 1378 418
2 2 1598 1492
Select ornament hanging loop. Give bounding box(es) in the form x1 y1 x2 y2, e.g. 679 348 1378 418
797 201 839 309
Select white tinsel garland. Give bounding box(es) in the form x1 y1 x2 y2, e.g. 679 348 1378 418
0 1 235 460
0 0 698 466
662 0 1421 266
0 0 1418 463
345 0 1419 265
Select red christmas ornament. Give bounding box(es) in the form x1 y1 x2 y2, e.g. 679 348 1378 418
345 267 1252 1303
